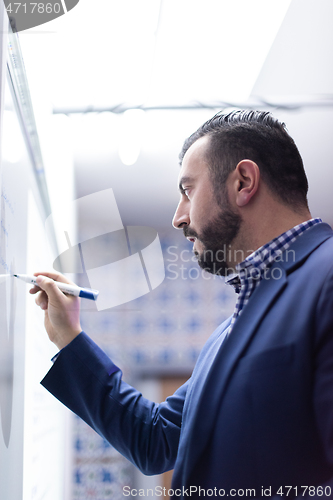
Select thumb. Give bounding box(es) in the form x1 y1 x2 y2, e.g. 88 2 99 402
36 275 65 303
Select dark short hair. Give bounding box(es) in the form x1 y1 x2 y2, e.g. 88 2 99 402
179 110 309 210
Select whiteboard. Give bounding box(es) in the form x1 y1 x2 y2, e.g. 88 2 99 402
0 10 71 500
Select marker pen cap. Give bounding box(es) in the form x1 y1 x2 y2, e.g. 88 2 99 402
79 288 99 300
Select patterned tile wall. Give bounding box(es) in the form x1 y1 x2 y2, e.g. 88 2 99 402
72 415 133 500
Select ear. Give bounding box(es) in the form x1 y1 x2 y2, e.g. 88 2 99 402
234 160 260 207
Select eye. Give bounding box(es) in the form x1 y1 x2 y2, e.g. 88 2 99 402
183 188 191 199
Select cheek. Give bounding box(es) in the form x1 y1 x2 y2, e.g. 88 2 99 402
190 205 205 230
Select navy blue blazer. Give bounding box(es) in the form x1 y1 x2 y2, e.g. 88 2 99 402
41 223 333 498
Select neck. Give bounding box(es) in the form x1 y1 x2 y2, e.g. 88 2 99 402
231 204 312 267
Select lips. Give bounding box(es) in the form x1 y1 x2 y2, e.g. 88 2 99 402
183 227 198 243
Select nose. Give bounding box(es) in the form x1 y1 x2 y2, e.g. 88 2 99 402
172 198 190 229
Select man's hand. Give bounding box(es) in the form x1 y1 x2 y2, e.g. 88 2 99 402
30 271 82 350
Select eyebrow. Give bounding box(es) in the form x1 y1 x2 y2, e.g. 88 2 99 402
179 176 194 193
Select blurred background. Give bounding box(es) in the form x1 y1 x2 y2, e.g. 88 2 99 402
3 0 333 498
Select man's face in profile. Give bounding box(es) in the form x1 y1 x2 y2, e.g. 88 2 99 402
172 136 242 276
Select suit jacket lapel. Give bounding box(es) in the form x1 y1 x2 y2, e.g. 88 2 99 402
178 268 287 481
178 222 333 486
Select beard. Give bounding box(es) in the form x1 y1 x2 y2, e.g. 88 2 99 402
183 203 242 277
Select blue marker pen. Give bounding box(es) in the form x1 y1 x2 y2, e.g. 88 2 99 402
13 274 99 301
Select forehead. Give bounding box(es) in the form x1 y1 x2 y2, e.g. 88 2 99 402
178 135 211 184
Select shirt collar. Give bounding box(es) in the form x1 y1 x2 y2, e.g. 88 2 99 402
226 218 323 291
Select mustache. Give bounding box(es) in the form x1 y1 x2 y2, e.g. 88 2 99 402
183 226 199 239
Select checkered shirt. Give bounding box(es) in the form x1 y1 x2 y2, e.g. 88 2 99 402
226 218 323 334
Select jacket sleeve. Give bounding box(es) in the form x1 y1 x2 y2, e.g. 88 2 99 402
41 331 187 475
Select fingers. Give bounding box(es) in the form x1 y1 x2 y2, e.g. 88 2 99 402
31 271 81 350
35 275 67 304
30 271 75 297
34 290 48 310
29 285 41 295
33 271 75 286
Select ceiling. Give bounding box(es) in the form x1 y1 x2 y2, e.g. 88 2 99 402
18 0 333 236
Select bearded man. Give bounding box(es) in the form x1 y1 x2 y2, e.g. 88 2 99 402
32 111 333 499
